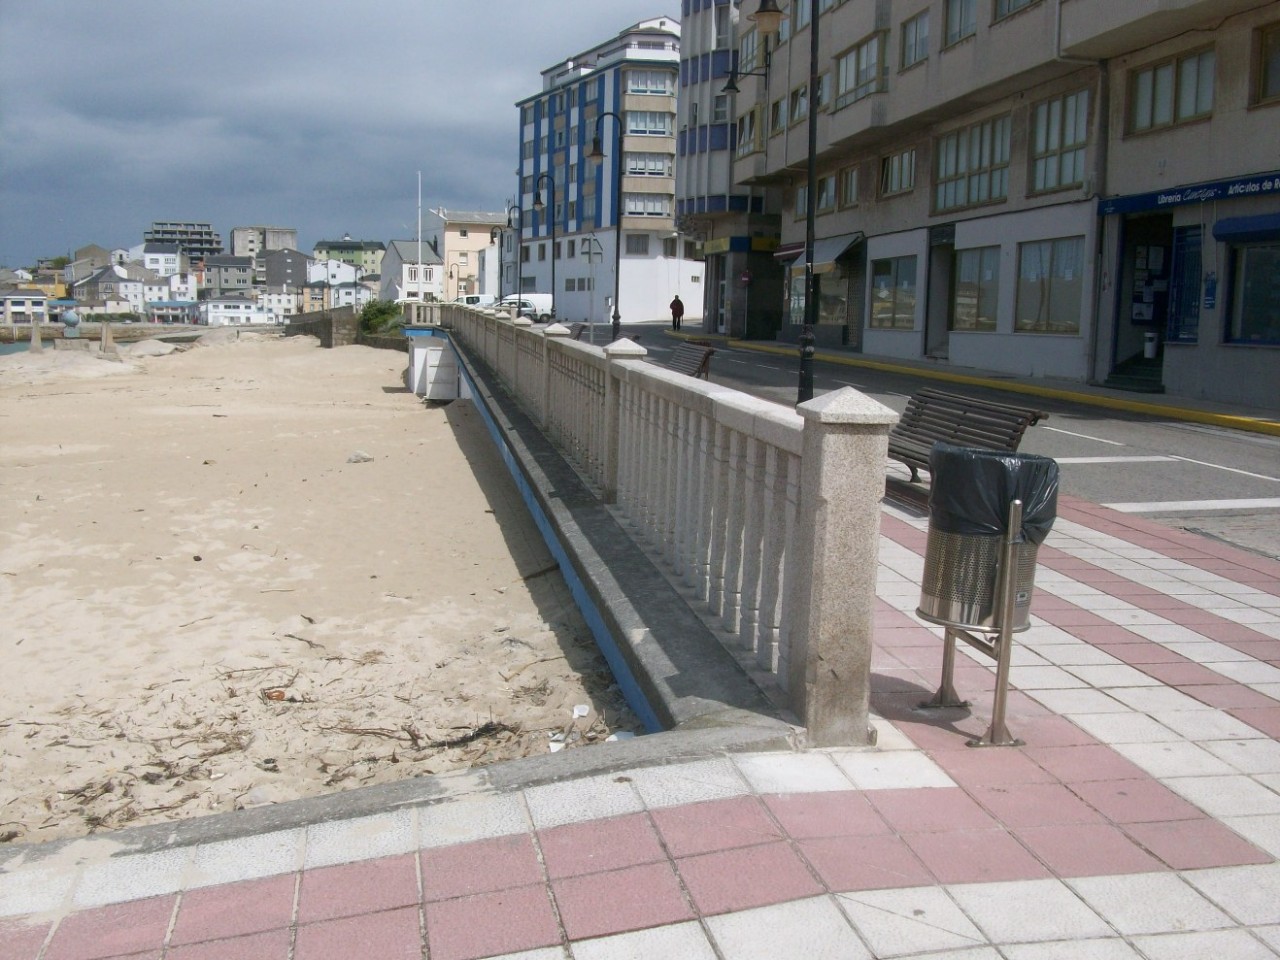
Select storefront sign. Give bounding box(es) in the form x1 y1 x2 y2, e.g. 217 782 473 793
1098 171 1280 216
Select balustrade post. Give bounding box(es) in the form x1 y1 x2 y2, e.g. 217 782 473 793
541 322 570 428
783 388 897 746
601 338 646 504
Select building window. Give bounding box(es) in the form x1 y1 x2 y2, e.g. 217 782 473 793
739 28 760 72
715 4 731 50
408 267 418 281
735 106 761 157
1015 236 1084 334
625 234 650 255
627 69 674 95
816 174 836 212
945 0 976 46
663 236 678 258
836 34 885 108
952 247 1000 331
901 11 929 69
538 244 546 261
839 165 859 207
1228 241 1280 344
712 94 729 123
790 84 808 124
1129 48 1215 133
627 111 674 136
1032 89 1089 192
814 73 831 110
935 115 1011 211
1254 22 1280 104
795 182 808 217
458 251 469 264
870 256 918 329
459 229 469 238
626 152 672 176
880 147 916 195
770 98 786 135
624 194 672 217
996 0 1037 18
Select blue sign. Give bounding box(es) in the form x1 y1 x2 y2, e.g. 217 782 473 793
1098 171 1280 216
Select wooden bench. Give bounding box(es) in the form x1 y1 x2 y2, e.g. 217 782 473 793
568 322 589 341
889 387 1048 482
664 341 715 380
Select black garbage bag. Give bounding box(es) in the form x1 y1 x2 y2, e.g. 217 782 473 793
927 442 1059 545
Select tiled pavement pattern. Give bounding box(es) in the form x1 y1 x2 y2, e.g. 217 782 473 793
2 495 1279 959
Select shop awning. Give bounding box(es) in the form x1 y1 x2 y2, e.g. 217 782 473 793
1213 213 1280 243
787 232 865 275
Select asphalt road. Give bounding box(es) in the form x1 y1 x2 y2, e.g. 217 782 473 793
626 321 1280 561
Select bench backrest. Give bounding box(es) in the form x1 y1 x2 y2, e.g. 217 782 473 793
893 387 1046 451
665 342 715 379
568 323 588 341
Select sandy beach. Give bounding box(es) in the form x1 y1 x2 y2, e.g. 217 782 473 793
0 332 637 846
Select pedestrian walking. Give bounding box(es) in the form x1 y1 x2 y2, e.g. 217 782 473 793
669 294 684 331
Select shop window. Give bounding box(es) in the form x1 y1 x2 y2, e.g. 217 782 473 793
935 116 1010 211
870 255 918 329
1167 226 1201 344
1032 90 1089 192
1015 236 1084 334
952 246 1000 331
1227 242 1280 344
1253 22 1280 105
1129 48 1214 133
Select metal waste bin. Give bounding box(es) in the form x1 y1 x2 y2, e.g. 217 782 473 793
917 443 1059 633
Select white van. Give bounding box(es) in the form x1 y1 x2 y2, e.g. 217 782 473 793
452 294 496 308
497 294 554 322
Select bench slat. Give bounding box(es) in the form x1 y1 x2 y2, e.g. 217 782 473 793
663 342 714 380
889 388 1046 482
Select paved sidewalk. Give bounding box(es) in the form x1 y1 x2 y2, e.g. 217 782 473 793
2 492 1278 959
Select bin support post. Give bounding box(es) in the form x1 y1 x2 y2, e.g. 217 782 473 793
920 628 968 709
969 499 1025 748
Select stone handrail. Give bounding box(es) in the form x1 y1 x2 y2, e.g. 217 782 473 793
432 302 897 746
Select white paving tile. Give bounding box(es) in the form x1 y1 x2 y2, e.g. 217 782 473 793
733 752 855 795
1010 665 1090 690
1110 741 1240 779
1024 688 1130 714
1201 739 1280 775
418 791 532 848
833 751 954 790
869 718 918 751
302 809 415 869
487 949 569 960
186 828 303 889
1130 928 1277 959
0 863 77 918
625 757 750 810
1032 644 1123 667
1151 710 1268 742
836 886 985 957
572 920 719 959
1001 941 1143 959
1064 664 1163 687
1104 687 1215 713
1066 712 1181 744
523 772 644 829
1067 872 1233 935
706 895 870 959
1255 924 1280 953
888 949 1002 960
71 846 192 909
1164 775 1280 818
947 878 1112 943
1185 863 1280 925
1221 815 1280 858
1128 624 1216 644
1210 661 1280 685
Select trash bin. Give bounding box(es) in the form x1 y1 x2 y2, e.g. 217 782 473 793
1143 331 1158 359
917 443 1059 632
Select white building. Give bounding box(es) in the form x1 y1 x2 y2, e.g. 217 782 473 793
198 296 279 326
380 239 444 303
515 15 704 326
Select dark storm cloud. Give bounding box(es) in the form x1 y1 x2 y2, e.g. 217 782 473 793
0 0 676 266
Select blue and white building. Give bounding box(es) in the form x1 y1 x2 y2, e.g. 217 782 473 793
514 15 704 325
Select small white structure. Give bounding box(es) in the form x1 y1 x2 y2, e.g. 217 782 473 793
198 296 278 326
405 329 461 400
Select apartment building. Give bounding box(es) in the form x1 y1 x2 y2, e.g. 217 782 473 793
515 15 704 325
379 239 444 304
312 237 385 276
727 0 1278 406
230 226 298 258
426 210 506 301
143 221 223 261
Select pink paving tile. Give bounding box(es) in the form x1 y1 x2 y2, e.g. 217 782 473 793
419 833 543 903
902 829 1051 884
886 716 990 752
677 840 823 916
171 874 295 945
296 853 417 924
0 917 51 960
1071 778 1208 824
1013 822 1165 877
166 928 291 960
1230 706 1280 739
551 861 693 941
1024 744 1150 783
968 782 1105 828
1185 684 1280 711
1142 661 1236 687
426 885 560 960
1094 643 1192 665
44 895 175 960
1011 715 1100 747
763 790 892 840
876 626 943 648
867 787 999 834
650 796 782 858
1123 819 1275 870
931 747 1058 787
295 905 421 960
539 812 666 879
798 833 934 892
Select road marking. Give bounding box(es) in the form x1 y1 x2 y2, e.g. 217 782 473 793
1054 456 1175 464
1105 498 1280 513
834 379 867 389
1168 455 1280 483
1042 426 1126 445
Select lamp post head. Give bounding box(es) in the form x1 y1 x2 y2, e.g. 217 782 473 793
586 135 606 164
532 192 544 212
722 70 741 94
749 0 787 36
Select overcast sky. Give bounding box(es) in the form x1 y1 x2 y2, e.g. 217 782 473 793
0 0 677 268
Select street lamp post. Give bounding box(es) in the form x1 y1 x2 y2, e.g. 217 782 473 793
447 262 465 299
532 172 556 321
798 0 820 404
586 112 624 341
489 226 502 301
507 204 522 303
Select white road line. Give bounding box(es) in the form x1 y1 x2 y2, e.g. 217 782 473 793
1042 426 1126 445
1055 456 1175 465
1168 455 1280 483
1104 498 1280 513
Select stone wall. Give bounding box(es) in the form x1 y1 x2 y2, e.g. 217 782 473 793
284 306 359 348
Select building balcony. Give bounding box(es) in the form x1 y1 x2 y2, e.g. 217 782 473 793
1059 0 1266 58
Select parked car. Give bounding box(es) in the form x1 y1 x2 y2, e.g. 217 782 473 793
497 294 554 322
452 293 496 307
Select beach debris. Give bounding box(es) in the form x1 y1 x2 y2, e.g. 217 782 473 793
606 732 637 742
572 704 589 718
347 451 374 463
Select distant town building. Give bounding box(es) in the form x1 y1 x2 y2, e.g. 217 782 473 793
380 239 444 303
0 287 49 325
198 295 278 326
426 209 506 301
261 248 313 294
312 236 385 275
202 255 255 298
230 225 298 258
144 221 224 260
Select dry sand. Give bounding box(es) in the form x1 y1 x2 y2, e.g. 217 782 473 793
0 332 637 846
